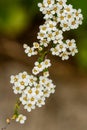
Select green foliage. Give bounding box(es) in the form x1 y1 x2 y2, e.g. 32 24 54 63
0 0 42 36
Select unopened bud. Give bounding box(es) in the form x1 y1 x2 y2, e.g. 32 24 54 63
6 118 10 124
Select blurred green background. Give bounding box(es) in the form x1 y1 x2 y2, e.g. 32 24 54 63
0 0 87 68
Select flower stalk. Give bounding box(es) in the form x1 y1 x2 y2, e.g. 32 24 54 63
9 0 83 124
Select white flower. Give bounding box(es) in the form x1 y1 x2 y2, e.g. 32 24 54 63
20 93 28 105
32 62 44 75
38 3 45 12
40 39 49 47
39 24 47 33
43 59 51 68
43 89 50 98
34 87 43 99
59 51 69 60
24 101 35 112
70 47 78 56
51 4 59 14
17 79 28 89
43 0 55 8
35 61 44 71
56 42 67 52
19 72 28 80
24 87 34 97
32 59 51 75
10 75 18 84
16 114 27 124
66 39 76 50
24 44 37 57
39 76 47 85
32 67 40 75
37 32 46 40
60 21 70 31
50 47 60 56
56 0 67 9
53 29 63 43
13 86 22 94
46 20 57 31
46 31 55 42
43 71 49 77
28 75 37 86
43 8 54 19
29 96 37 105
50 88 55 94
33 42 40 49
63 4 73 13
36 97 45 107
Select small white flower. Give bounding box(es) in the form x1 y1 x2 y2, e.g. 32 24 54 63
24 44 37 57
46 20 57 31
37 32 46 40
56 0 67 9
43 59 51 68
39 24 47 33
24 101 35 112
19 72 28 80
35 61 44 71
28 75 37 86
32 67 40 75
43 9 53 19
36 97 45 107
33 42 40 49
43 0 55 8
16 114 27 124
66 39 76 50
59 51 69 60
34 87 43 99
43 89 50 98
13 80 25 91
20 93 28 105
40 39 49 47
10 75 18 84
43 71 49 77
39 76 47 85
38 3 45 12
13 86 22 94
70 47 78 56
24 87 34 97
46 31 55 42
50 47 60 56
56 42 67 52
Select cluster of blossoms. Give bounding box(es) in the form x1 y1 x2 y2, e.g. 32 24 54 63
10 72 55 123
10 0 83 124
32 59 51 75
38 0 83 31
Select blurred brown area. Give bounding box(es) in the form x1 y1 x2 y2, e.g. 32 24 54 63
0 39 87 130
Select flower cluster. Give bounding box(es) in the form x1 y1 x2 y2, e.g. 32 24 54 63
10 0 83 124
37 20 63 46
38 0 83 31
37 0 83 60
50 39 78 60
32 59 51 75
23 0 83 61
24 43 39 57
10 72 55 123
